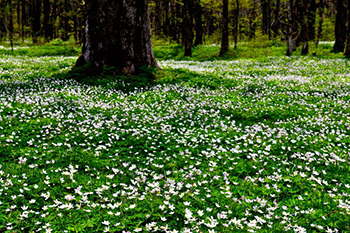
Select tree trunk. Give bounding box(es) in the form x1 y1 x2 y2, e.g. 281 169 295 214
333 0 347 52
21 0 25 42
31 0 41 43
234 0 239 49
182 0 193 56
43 0 52 41
261 0 271 38
193 0 203 46
9 0 14 51
315 0 324 47
344 0 350 56
272 0 280 37
75 0 158 75
286 0 293 56
219 0 229 56
61 0 70 41
301 0 310 55
308 0 316 41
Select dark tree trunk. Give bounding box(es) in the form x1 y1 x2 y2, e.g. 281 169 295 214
234 0 239 49
194 0 203 46
9 0 14 51
248 1 258 39
182 0 193 56
333 0 347 52
301 0 310 55
315 0 324 47
31 0 42 43
154 0 162 37
344 0 350 56
43 0 52 41
272 0 280 37
17 1 21 30
286 0 293 56
171 1 181 42
261 0 271 38
219 0 229 56
76 0 158 75
308 0 316 41
21 0 25 42
61 0 70 41
163 1 170 36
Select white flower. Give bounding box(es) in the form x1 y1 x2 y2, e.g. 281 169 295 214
197 210 204 216
102 220 110 226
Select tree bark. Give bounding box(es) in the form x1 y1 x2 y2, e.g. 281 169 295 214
234 0 239 49
272 0 280 37
261 0 271 38
193 0 203 46
31 0 41 43
43 0 52 41
308 0 316 41
286 0 293 56
219 0 229 56
301 0 310 55
75 0 158 75
61 0 70 41
315 0 324 47
182 0 193 56
333 0 347 52
344 0 350 56
21 0 25 42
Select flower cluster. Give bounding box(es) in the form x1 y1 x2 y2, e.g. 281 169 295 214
0 54 349 232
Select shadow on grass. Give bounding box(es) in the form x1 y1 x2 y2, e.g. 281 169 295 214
54 64 160 93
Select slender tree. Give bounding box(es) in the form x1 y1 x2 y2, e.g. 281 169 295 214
272 0 280 37
43 0 52 41
233 0 239 49
31 0 42 43
286 0 293 56
219 0 229 56
315 0 324 47
261 0 271 38
75 0 158 75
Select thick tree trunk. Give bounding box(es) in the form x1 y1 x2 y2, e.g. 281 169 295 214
182 0 193 56
219 0 229 56
344 0 350 56
333 0 347 52
194 0 203 46
75 0 158 75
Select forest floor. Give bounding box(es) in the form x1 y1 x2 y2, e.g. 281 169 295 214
1 44 350 232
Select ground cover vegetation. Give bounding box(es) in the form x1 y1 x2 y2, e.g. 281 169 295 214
1 44 350 232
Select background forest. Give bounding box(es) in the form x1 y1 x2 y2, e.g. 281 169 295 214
0 0 348 55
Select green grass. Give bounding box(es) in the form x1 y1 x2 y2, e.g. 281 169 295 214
0 44 350 232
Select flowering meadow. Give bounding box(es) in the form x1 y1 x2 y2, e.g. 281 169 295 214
1 53 350 233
